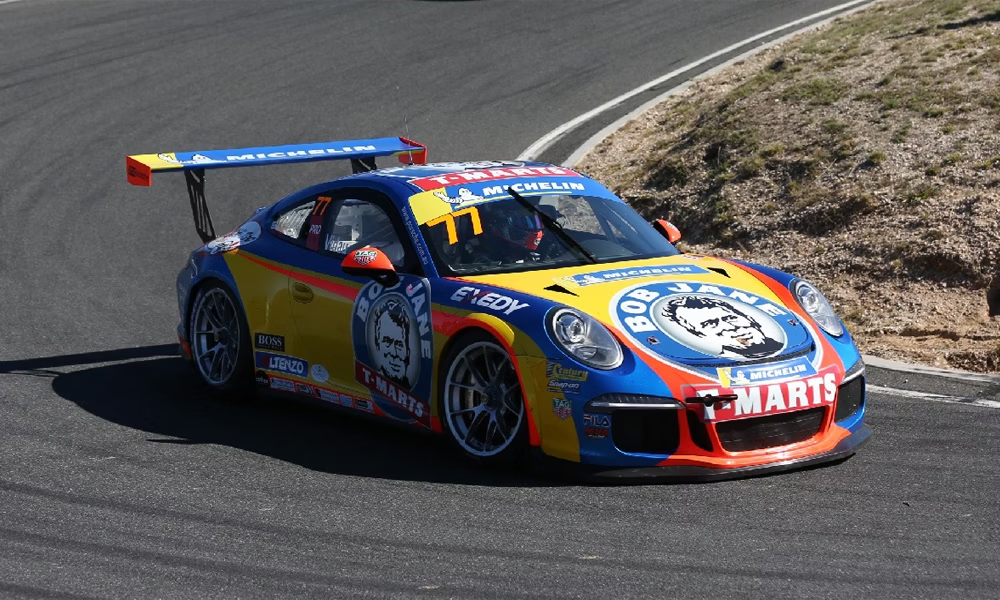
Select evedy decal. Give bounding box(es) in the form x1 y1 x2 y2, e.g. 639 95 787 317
352 276 434 426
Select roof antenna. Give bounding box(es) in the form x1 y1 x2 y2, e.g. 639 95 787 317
404 111 414 165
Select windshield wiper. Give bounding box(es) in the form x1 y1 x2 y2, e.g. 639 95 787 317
506 187 597 264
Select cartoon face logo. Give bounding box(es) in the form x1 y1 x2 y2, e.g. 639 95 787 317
369 297 415 387
205 221 261 254
433 187 483 205
653 294 786 360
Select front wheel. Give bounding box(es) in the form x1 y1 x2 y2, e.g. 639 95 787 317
188 281 252 394
440 331 528 466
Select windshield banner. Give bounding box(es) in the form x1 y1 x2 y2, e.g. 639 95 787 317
408 176 616 225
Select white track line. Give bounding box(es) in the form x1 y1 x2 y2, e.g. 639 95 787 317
518 0 876 162
0 0 32 6
868 385 1000 409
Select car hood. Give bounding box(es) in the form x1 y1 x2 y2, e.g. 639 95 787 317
455 255 814 367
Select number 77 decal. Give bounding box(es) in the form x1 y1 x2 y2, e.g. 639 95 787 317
425 206 483 245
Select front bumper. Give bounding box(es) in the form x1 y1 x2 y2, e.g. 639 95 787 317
541 423 871 482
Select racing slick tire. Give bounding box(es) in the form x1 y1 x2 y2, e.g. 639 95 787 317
188 281 253 396
439 330 529 467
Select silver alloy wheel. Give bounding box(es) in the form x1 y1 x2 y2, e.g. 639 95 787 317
443 340 525 457
191 287 241 386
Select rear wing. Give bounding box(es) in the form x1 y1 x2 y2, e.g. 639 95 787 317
126 136 427 243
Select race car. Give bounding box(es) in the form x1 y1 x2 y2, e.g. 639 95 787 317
126 136 869 480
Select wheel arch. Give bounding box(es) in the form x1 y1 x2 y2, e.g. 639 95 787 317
183 274 244 343
434 315 542 447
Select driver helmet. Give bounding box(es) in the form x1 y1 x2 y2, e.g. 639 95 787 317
490 211 544 251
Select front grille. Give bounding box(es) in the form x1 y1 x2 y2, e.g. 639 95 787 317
686 410 714 452
612 410 680 455
716 407 824 452
835 375 865 421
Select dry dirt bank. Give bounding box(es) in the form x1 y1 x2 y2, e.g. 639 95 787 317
578 0 1000 372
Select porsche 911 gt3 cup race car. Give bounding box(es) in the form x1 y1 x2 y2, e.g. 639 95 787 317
126 136 869 480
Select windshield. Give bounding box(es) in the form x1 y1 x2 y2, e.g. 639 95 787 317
419 194 680 275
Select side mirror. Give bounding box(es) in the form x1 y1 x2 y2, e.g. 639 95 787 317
653 219 682 244
341 246 400 287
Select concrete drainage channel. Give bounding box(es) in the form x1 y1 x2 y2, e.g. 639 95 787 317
520 0 1000 409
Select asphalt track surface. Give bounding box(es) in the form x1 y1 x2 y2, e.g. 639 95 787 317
1 1 998 598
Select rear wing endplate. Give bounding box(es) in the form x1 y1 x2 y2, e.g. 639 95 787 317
126 137 427 243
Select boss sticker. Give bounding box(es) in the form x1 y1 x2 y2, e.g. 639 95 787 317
611 281 792 363
254 333 285 352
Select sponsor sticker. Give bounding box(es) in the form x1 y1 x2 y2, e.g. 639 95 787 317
552 397 573 420
316 387 340 404
354 398 375 413
311 364 329 383
432 187 483 205
205 220 261 254
338 393 355 408
255 351 309 378
295 382 315 396
684 365 840 423
450 286 530 316
354 249 378 265
545 362 589 381
717 356 817 387
254 370 270 387
561 264 710 287
254 333 285 352
269 377 296 392
612 281 793 363
583 413 611 439
352 277 434 425
356 362 429 426
410 166 581 191
547 379 581 394
545 362 588 393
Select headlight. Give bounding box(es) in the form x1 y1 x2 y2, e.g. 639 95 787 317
792 279 843 337
549 308 623 370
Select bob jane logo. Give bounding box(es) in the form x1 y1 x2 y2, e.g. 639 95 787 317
612 282 789 361
352 277 433 425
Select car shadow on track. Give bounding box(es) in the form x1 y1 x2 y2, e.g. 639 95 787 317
32 347 565 487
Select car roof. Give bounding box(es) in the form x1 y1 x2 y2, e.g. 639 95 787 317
359 160 575 187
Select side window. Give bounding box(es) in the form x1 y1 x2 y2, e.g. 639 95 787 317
272 199 317 242
324 198 411 270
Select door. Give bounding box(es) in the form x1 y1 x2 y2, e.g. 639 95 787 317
288 187 435 427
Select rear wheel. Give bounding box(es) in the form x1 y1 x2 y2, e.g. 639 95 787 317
440 331 528 466
188 282 252 394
